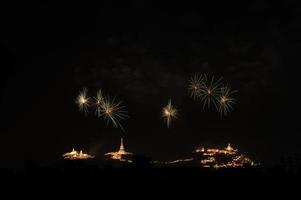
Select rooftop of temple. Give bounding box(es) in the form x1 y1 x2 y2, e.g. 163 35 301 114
104 138 134 162
62 148 95 160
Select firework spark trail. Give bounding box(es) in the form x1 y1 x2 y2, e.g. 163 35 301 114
188 74 204 99
218 85 237 116
98 96 129 131
76 88 90 115
76 88 129 130
162 99 178 128
199 74 223 109
188 74 237 116
94 89 105 117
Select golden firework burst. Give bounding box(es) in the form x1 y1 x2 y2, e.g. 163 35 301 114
98 96 129 131
76 88 90 115
218 85 237 116
162 99 178 128
188 74 204 99
199 75 223 109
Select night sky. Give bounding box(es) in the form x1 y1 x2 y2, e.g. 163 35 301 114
1 1 300 169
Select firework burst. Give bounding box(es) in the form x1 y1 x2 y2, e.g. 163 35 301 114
76 88 90 115
188 74 204 99
98 96 129 131
218 85 237 116
94 89 105 117
199 75 223 109
162 99 178 128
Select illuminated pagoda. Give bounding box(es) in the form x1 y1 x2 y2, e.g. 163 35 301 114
63 148 95 160
105 137 133 162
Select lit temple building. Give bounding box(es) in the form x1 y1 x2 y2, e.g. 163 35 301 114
154 144 258 168
195 143 238 155
105 137 133 162
194 144 258 168
63 148 95 160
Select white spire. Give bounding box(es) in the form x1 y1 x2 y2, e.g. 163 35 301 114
226 143 233 151
119 137 125 153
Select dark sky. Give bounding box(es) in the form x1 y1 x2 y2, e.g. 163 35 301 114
1 1 300 169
